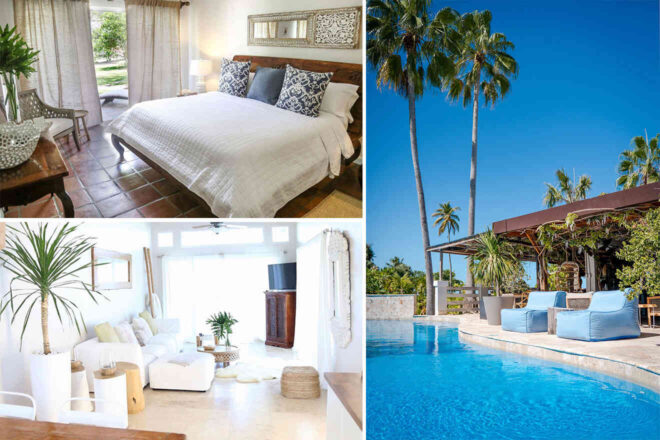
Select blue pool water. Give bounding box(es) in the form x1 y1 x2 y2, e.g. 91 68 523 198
367 320 660 440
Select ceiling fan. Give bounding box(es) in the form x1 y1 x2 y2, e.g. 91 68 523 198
192 222 247 234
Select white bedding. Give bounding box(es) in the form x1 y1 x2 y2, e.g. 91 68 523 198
107 92 354 217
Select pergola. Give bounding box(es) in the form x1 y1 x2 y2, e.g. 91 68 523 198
428 183 660 291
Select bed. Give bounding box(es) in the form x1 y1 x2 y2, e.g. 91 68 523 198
108 55 362 218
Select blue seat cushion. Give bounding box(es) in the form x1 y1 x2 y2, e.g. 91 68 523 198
246 67 286 105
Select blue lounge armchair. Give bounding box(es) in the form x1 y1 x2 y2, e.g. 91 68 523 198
556 289 640 341
501 291 567 333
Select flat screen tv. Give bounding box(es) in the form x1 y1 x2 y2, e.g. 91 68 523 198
268 262 296 290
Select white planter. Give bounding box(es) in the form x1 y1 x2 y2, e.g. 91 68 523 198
29 351 71 422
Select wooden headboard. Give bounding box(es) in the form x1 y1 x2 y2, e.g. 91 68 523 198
233 55 363 149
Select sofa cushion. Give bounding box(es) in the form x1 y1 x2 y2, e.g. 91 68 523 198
148 333 178 354
95 322 120 343
142 344 168 359
114 322 138 344
139 311 158 335
132 317 153 346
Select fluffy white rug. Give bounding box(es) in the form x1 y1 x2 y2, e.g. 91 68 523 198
215 362 280 383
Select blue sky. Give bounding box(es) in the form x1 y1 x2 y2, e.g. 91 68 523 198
366 0 660 283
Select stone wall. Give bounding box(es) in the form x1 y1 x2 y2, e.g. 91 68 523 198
366 295 415 320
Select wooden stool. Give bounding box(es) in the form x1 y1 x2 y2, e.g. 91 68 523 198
74 109 90 144
116 362 145 414
281 366 320 399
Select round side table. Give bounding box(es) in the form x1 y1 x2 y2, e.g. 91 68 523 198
93 368 127 425
116 362 145 414
198 345 240 368
74 109 90 144
71 363 92 412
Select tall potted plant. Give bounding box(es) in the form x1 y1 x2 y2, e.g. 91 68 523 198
0 25 39 122
470 229 517 325
206 311 238 348
0 223 107 421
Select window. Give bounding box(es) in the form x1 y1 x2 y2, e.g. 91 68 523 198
157 232 173 247
181 228 264 247
271 226 289 243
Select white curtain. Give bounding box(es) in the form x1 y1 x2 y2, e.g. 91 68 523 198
125 0 181 106
162 254 278 344
14 0 102 126
295 232 335 389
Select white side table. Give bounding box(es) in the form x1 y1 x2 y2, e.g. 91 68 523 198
71 366 92 412
93 369 127 426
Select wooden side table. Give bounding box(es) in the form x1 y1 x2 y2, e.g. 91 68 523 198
74 109 90 144
638 304 657 327
547 307 574 335
0 137 74 217
116 362 145 414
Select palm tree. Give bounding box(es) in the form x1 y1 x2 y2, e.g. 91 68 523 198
543 168 592 207
432 202 460 287
444 10 518 287
367 0 459 315
616 131 659 189
470 229 517 295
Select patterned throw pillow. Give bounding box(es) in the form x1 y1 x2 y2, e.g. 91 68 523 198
218 58 251 97
132 317 153 346
275 65 333 117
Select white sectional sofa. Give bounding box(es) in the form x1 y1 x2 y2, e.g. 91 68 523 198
74 318 181 392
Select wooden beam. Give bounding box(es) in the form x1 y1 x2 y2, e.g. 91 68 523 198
524 230 543 255
143 247 155 318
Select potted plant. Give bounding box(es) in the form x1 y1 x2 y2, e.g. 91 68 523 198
470 230 517 325
0 25 39 122
206 311 238 348
0 223 107 421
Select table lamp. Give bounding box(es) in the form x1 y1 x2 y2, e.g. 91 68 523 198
190 59 212 93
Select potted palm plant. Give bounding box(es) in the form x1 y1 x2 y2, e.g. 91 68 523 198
470 229 517 325
0 25 39 122
206 311 238 348
0 223 107 421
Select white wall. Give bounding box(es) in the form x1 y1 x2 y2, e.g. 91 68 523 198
0 221 150 396
188 0 362 90
297 221 363 374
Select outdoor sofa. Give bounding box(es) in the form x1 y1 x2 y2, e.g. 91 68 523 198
556 289 640 341
501 291 567 333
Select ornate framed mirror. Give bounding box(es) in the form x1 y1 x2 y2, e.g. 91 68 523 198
91 247 132 290
326 231 351 348
248 7 361 49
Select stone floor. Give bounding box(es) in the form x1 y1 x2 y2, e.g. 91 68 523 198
454 314 660 392
3 122 361 218
129 342 326 440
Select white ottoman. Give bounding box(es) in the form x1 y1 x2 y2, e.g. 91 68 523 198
149 353 214 391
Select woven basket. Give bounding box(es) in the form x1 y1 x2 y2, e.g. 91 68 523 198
281 366 320 399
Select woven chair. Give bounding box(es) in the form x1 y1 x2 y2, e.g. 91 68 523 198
18 89 80 150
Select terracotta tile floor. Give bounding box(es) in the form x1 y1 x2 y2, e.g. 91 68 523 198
4 125 215 218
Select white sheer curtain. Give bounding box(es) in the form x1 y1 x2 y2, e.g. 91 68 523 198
125 0 181 106
162 254 278 344
14 0 102 126
295 232 334 389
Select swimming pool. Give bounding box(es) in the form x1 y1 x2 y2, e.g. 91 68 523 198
367 320 660 440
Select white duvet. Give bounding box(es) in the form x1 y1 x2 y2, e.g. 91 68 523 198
107 92 354 217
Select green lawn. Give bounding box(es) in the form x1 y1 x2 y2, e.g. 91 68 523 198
95 59 127 94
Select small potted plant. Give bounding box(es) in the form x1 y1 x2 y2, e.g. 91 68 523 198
206 311 238 348
0 223 107 421
470 230 517 325
0 25 39 122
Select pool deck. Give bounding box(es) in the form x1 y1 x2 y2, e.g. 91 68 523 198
414 314 660 392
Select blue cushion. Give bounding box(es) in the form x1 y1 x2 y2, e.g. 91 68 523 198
275 65 333 117
218 58 251 97
246 67 286 105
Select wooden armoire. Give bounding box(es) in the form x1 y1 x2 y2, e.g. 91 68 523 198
264 290 296 348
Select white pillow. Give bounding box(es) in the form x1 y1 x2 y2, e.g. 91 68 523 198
320 82 359 128
114 322 138 344
131 317 153 346
246 72 256 93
